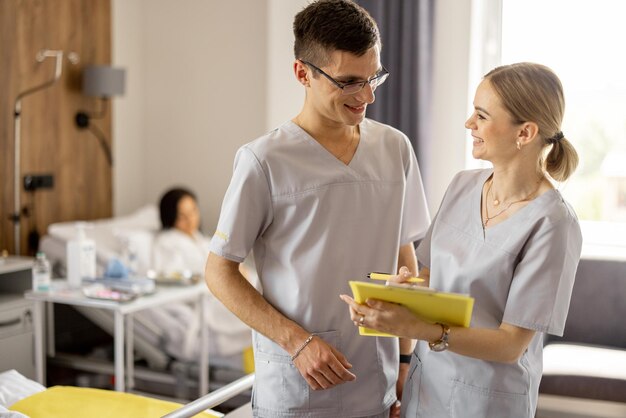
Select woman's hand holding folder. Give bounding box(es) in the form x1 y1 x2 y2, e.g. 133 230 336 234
339 265 473 338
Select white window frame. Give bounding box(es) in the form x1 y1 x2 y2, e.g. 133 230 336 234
465 0 501 171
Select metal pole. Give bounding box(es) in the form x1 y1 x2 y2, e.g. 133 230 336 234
12 50 64 255
13 100 22 255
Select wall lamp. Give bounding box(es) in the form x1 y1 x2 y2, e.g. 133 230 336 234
75 65 126 166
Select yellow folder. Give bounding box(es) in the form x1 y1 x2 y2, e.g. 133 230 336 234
348 281 475 337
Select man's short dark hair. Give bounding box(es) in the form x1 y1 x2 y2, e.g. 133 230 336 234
293 0 380 66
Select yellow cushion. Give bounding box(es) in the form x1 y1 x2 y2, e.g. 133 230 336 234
10 386 217 418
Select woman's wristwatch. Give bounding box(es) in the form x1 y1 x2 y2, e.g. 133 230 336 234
428 323 450 352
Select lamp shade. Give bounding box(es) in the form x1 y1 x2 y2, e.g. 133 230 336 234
82 65 126 97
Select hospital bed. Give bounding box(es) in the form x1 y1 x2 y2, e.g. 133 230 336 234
0 369 253 417
37 205 255 399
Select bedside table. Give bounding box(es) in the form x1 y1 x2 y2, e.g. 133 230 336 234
0 256 35 379
25 281 209 393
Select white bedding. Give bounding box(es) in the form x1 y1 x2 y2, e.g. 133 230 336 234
41 204 160 276
0 406 28 418
0 369 44 410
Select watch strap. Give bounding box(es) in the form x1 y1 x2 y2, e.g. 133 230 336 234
399 354 412 364
428 323 450 352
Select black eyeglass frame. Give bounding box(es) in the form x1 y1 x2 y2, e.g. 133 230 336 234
299 59 389 96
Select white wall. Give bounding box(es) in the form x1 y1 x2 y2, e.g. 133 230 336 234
426 0 473 215
266 0 307 130
113 0 272 234
112 0 473 229
112 0 147 216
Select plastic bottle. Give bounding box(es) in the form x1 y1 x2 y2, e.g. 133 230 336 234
32 251 51 292
66 222 96 287
119 236 138 277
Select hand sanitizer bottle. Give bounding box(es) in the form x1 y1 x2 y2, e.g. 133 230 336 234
66 222 96 287
32 251 51 292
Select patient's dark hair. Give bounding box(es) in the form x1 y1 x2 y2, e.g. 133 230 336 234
159 187 197 229
293 0 380 66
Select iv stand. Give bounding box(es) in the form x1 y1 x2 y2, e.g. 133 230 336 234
12 50 64 255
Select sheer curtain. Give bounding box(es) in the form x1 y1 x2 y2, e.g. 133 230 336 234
357 0 434 170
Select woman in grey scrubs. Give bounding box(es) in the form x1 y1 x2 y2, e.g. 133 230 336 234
341 63 582 417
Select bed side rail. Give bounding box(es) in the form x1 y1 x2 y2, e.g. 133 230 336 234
162 373 254 418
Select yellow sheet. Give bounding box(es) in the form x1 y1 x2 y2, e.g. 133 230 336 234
10 386 217 418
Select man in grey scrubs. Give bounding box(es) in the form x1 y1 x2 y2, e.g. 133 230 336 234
205 1 430 416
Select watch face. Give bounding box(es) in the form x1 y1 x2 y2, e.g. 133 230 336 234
429 323 451 352
429 341 449 352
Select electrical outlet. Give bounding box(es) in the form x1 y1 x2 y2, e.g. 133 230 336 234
23 174 54 191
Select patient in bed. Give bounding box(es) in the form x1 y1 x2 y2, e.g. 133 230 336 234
152 187 210 276
139 187 253 364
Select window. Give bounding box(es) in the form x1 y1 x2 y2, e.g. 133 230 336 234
502 0 626 223
473 0 626 256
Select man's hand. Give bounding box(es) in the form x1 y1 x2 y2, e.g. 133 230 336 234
292 336 356 390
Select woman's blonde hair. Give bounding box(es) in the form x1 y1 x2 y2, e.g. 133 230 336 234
484 62 578 182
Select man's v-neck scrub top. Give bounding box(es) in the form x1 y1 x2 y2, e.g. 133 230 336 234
403 169 582 418
210 119 430 417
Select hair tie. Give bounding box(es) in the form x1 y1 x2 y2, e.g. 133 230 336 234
548 131 564 144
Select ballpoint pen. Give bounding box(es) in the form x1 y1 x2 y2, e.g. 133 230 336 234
367 272 425 284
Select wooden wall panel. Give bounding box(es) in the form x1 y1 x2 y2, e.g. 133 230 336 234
1 0 112 255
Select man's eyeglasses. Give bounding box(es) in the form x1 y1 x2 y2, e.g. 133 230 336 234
300 59 389 96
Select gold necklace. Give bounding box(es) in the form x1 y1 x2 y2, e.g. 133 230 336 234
487 180 501 206
483 178 543 228
335 127 357 160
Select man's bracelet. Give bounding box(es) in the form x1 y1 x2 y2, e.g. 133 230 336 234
291 334 315 361
399 354 412 364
